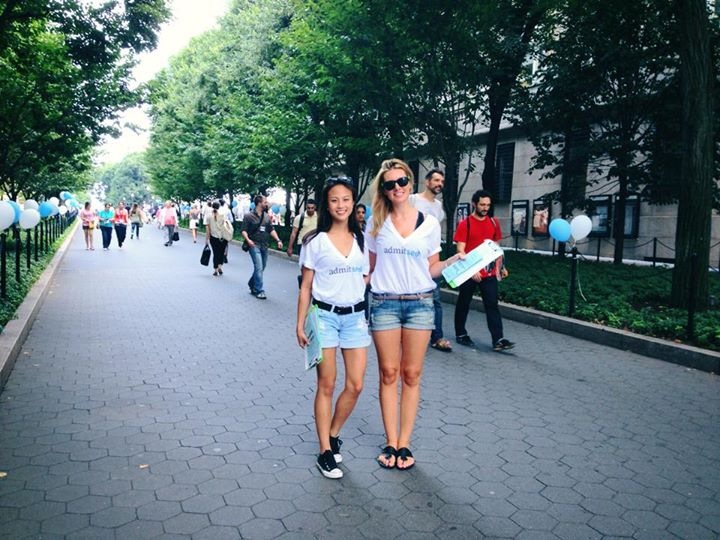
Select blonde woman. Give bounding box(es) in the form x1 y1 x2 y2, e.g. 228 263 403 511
365 158 455 470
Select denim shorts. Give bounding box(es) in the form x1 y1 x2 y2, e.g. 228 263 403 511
317 310 371 349
369 295 435 331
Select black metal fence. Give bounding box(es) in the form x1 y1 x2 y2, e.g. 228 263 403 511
0 213 77 299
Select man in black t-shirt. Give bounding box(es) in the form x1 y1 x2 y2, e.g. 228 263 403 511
241 195 283 300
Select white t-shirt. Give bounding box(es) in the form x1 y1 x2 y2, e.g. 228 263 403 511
299 232 369 306
365 213 441 295
409 193 445 223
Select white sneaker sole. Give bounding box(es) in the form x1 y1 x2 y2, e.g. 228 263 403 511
316 462 343 479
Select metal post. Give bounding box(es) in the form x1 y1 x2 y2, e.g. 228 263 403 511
0 233 6 298
514 233 518 251
14 227 21 282
687 252 698 341
25 230 31 269
34 226 38 261
596 237 601 262
653 237 657 268
552 239 556 256
568 246 578 317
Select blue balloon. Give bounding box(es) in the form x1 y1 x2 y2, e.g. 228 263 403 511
249 203 255 211
38 201 53 218
231 200 237 208
7 200 21 223
549 218 572 242
60 191 72 200
364 205 372 218
271 204 280 214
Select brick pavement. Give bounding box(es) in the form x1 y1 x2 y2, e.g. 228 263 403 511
0 225 718 539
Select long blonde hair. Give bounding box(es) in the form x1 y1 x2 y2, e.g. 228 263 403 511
369 158 414 237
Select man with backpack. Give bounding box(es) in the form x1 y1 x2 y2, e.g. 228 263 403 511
286 199 317 257
453 190 515 352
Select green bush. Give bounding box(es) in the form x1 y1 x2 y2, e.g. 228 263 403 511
492 251 720 351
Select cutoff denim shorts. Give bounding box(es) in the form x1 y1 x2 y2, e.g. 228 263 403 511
317 309 371 349
369 295 435 331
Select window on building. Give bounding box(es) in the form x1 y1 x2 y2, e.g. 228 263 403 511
494 142 515 203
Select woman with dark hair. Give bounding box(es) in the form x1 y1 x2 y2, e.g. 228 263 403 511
296 177 370 480
366 159 456 470
205 201 228 276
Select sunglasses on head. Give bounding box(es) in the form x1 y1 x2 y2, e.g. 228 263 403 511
382 176 410 191
325 176 354 188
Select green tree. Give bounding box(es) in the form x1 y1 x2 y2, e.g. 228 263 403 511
518 0 677 263
0 0 169 200
93 153 153 205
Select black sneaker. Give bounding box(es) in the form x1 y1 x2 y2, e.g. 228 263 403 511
316 450 343 479
329 435 343 463
493 338 515 351
456 335 475 347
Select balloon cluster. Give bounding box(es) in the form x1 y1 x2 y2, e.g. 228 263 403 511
0 191 78 232
549 215 592 243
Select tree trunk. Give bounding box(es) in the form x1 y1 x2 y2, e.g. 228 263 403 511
670 0 713 309
442 152 460 247
481 97 504 196
613 174 628 264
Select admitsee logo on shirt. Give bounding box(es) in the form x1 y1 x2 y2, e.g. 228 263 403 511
328 265 363 275
383 247 422 258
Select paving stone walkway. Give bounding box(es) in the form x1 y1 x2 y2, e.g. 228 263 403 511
0 225 718 539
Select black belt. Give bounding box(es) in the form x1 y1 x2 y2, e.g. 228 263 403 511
313 299 366 315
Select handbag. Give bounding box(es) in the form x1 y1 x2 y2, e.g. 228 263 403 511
200 244 211 266
173 230 180 242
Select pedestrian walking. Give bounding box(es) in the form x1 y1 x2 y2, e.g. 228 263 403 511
241 195 283 300
159 200 178 246
205 201 228 276
80 202 96 251
453 189 514 352
366 158 454 470
286 198 317 257
296 177 370 479
113 201 129 248
188 204 200 243
129 203 144 239
410 168 452 352
98 203 114 251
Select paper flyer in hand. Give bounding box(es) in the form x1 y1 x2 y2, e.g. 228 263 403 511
442 239 504 288
304 305 323 370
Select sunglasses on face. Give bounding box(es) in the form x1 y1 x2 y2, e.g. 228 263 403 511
325 176 354 188
382 176 410 191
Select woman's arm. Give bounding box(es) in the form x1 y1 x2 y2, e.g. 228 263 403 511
428 253 461 279
296 266 314 347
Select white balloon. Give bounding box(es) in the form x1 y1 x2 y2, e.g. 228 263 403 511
19 209 40 229
24 199 38 210
59 206 68 215
570 214 593 241
0 201 14 231
50 203 59 216
49 197 59 206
